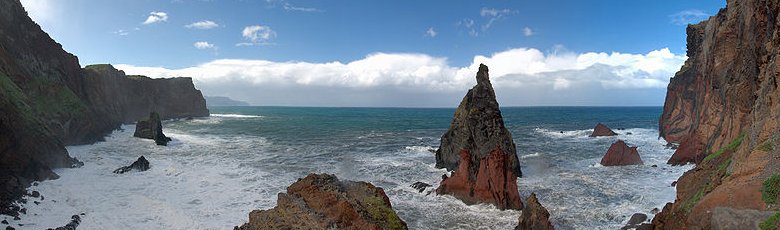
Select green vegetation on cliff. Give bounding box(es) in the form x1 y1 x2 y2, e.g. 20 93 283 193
763 172 780 205
760 211 780 230
363 196 405 230
703 133 745 162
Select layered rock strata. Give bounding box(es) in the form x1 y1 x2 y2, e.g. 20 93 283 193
652 0 780 228
235 174 407 230
434 64 522 210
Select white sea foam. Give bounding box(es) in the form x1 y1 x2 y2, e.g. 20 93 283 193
534 128 592 139
210 114 263 118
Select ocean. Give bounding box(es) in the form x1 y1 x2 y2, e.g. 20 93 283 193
11 106 691 229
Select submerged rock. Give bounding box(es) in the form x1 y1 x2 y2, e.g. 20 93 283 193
515 193 554 230
235 173 407 230
434 64 522 210
600 140 643 166
410 182 431 193
113 156 151 174
133 112 172 146
589 123 618 137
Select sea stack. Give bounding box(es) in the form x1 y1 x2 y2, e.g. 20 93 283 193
235 174 407 230
600 140 643 166
515 193 554 230
590 123 618 137
434 64 523 210
134 112 172 146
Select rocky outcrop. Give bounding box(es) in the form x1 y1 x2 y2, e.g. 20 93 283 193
590 123 618 137
0 0 208 215
515 193 554 230
235 174 407 230
651 0 780 228
133 112 171 146
434 64 522 210
600 140 643 166
113 156 151 174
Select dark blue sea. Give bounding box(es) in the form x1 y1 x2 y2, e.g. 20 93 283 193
19 106 690 229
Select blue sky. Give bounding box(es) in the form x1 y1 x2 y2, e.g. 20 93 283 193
21 0 725 107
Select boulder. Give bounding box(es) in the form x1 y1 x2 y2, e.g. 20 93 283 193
113 156 151 174
133 112 172 146
620 213 648 230
434 64 523 210
600 140 643 166
589 123 618 137
410 182 431 193
235 173 407 230
515 193 554 230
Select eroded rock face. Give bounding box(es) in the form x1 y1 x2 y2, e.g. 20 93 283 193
590 123 618 137
434 64 522 210
600 140 643 166
235 174 407 230
652 0 780 228
515 193 554 230
133 112 171 146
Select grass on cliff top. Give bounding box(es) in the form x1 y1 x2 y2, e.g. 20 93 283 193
363 196 405 230
703 133 745 162
759 141 775 152
763 172 780 205
761 211 780 230
84 64 114 71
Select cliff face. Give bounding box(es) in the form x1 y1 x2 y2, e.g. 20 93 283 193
0 0 208 216
654 0 780 228
434 64 523 210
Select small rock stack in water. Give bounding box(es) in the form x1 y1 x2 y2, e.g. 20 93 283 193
434 63 523 210
133 112 172 146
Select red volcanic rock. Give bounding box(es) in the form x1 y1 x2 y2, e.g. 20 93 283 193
437 148 523 210
666 136 705 166
515 193 554 230
590 123 618 137
235 174 407 230
600 140 643 166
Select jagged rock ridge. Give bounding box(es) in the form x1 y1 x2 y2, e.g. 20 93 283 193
434 64 523 210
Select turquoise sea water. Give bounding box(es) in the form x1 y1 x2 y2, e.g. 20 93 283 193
17 106 690 229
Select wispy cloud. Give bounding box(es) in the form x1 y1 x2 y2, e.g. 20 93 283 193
143 11 168 25
237 25 276 46
480 7 516 31
523 27 534 37
669 9 709 26
425 27 437 38
113 29 130 36
283 3 323 12
194 41 216 50
457 18 477 36
186 20 219 29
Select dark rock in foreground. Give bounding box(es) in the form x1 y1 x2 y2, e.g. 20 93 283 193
600 140 643 166
515 193 554 230
620 213 648 230
48 214 81 230
434 64 522 210
410 182 431 193
134 112 171 146
590 123 618 137
235 173 407 230
113 156 151 174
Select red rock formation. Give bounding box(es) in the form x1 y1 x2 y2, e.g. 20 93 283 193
652 0 780 228
515 193 554 230
590 123 618 137
600 140 643 166
434 64 523 210
235 174 407 230
437 148 523 210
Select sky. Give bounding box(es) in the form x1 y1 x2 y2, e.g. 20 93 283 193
20 0 725 107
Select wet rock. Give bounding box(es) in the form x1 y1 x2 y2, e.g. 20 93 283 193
235 173 407 230
6 226 14 230
1 220 7 224
113 156 151 174
30 191 39 198
600 140 643 166
651 165 658 167
133 112 172 146
12 217 18 221
651 208 660 214
18 209 24 215
671 181 677 187
51 214 81 230
626 132 633 135
434 64 522 210
33 201 39 205
589 123 618 137
620 213 648 230
515 193 554 230
410 182 431 193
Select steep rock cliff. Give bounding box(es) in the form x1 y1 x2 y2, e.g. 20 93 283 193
434 64 523 210
654 0 780 228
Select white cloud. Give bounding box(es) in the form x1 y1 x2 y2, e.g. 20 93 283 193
115 47 686 106
457 18 478 36
239 25 276 46
523 27 534 37
193 41 216 50
143 11 168 25
670 9 709 25
425 27 437 38
480 7 515 31
113 29 130 36
186 20 219 29
283 3 322 12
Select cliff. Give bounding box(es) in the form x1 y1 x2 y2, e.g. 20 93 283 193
434 64 523 210
0 0 208 216
654 0 780 228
